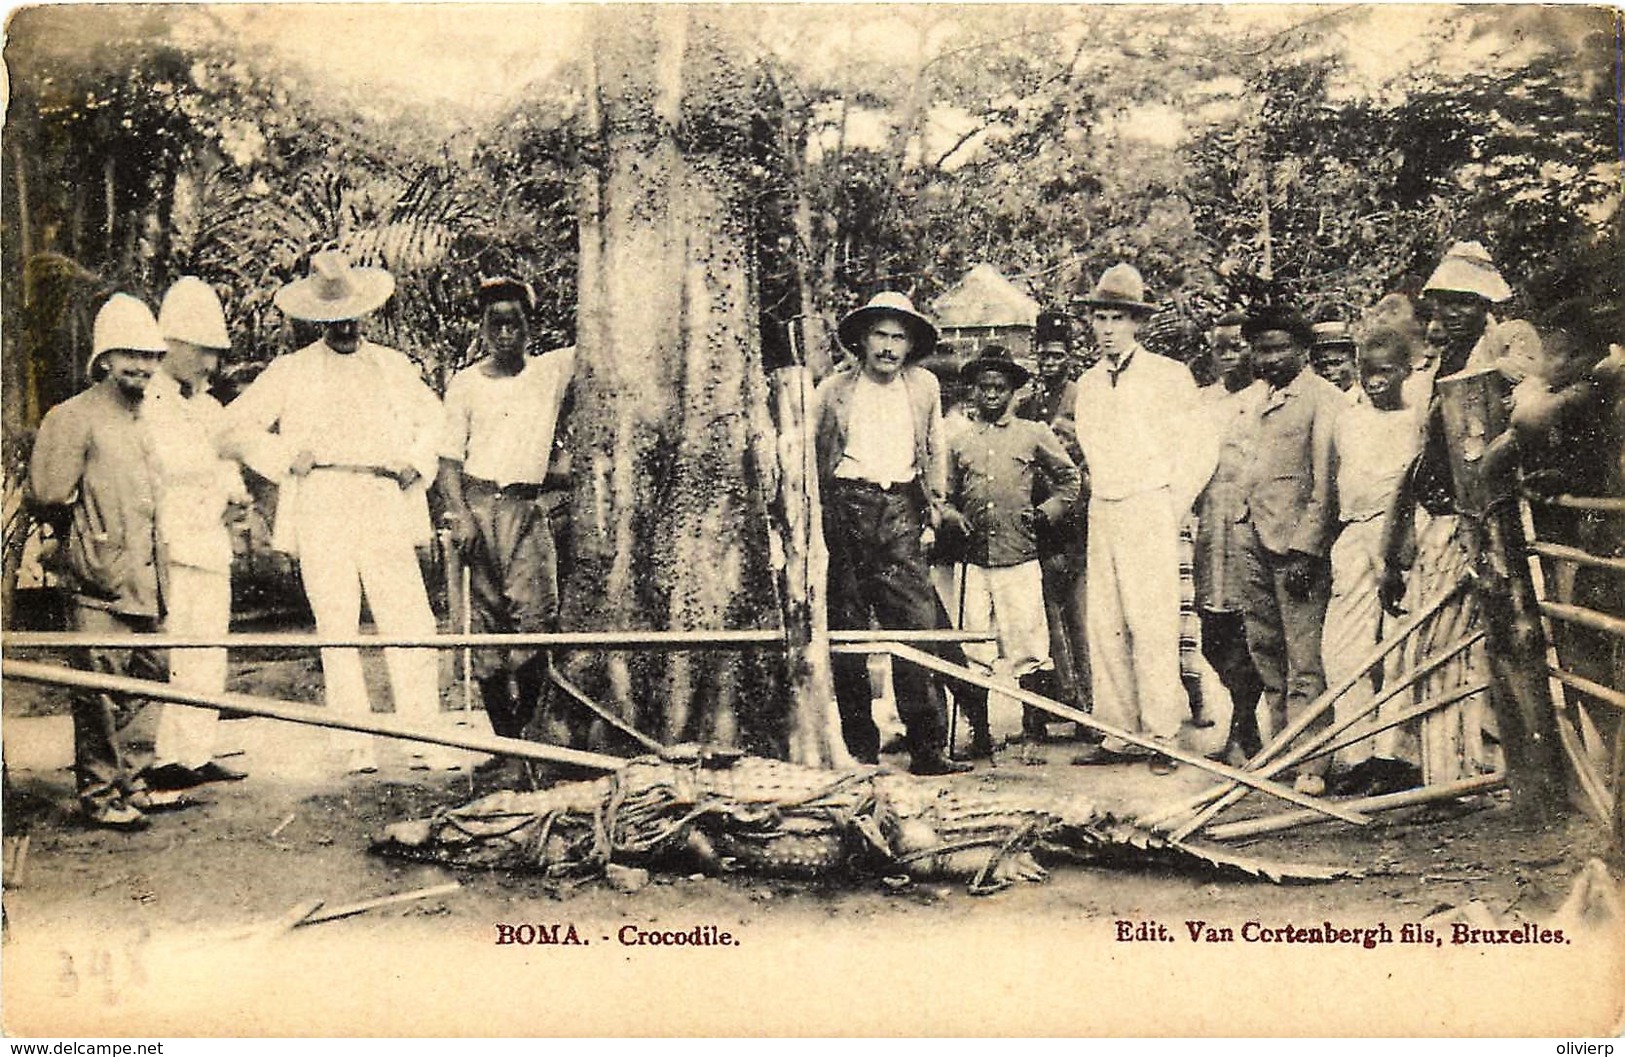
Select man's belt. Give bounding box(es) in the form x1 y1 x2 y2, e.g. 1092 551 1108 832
829 477 917 495
464 475 547 501
310 462 396 479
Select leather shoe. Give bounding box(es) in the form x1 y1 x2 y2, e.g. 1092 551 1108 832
85 801 150 831
140 763 206 791
193 761 248 784
126 789 200 813
909 752 973 777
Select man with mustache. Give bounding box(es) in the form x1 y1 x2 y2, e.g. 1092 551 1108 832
29 295 171 829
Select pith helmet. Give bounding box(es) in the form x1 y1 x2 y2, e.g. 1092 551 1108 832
90 294 166 372
1422 241 1513 303
158 276 230 349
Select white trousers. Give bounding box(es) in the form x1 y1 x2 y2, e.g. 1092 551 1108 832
154 564 230 769
949 561 1052 678
294 474 439 752
1087 489 1184 749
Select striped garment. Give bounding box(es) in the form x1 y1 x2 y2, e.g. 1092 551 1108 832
1179 517 1201 681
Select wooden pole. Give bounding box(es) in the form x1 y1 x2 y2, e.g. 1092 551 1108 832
3 628 994 651
883 642 1370 825
1167 632 1486 841
1 659 627 772
772 363 851 767
1204 773 1506 842
1437 371 1567 820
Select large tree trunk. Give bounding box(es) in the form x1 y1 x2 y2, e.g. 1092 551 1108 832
564 9 840 763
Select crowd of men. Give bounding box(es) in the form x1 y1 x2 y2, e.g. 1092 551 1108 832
29 254 573 828
26 238 1622 829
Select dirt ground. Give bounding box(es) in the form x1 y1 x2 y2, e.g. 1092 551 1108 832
3 652 1623 1037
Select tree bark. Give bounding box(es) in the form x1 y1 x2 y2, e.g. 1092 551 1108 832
564 9 827 760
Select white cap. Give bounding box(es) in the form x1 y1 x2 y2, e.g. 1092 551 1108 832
90 294 166 371
158 276 230 348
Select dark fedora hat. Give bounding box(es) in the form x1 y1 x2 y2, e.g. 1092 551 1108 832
837 291 939 360
960 344 1031 388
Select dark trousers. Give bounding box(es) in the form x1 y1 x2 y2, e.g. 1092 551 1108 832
463 483 560 739
825 481 979 763
1238 527 1332 772
69 604 162 810
1199 607 1264 752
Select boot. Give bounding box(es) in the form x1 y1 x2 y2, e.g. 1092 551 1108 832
951 688 994 761
1220 691 1263 763
479 677 522 739
907 719 972 776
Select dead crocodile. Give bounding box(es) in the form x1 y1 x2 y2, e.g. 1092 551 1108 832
373 754 1354 892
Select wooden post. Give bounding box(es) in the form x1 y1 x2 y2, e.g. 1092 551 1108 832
772 363 851 768
1438 371 1567 819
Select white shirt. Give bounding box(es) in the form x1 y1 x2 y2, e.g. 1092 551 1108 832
1073 344 1213 511
1332 395 1427 524
224 338 442 553
145 371 247 573
441 347 575 486
834 373 917 485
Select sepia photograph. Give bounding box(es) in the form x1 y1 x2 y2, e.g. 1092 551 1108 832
1 1 1622 1038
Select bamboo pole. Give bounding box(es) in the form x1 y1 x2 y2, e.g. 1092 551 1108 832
883 642 1370 825
295 882 463 927
1141 577 1468 829
1149 624 1482 834
1168 631 1485 841
1204 773 1506 842
2 628 995 651
1528 494 1625 513
547 662 664 753
1528 541 1625 575
1 659 627 772
1548 667 1625 711
1539 601 1625 642
1290 679 1489 766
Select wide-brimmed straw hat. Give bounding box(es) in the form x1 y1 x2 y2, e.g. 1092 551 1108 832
274 250 395 322
960 344 1031 388
1076 263 1158 316
837 291 938 359
90 293 166 372
159 276 230 349
1422 241 1513 303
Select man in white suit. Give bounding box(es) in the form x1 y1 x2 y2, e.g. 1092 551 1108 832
224 251 448 774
